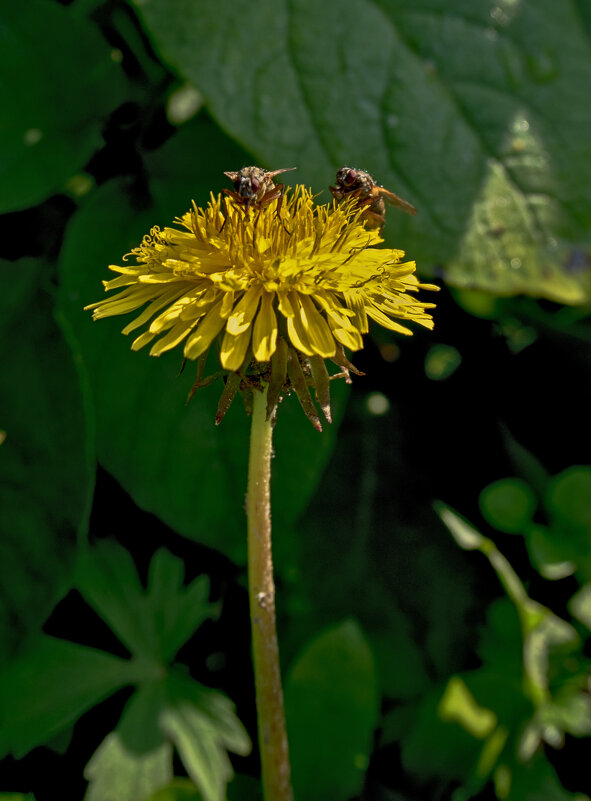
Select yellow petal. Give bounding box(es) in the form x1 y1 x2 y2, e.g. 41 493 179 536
298 295 336 357
121 287 191 335
131 330 157 350
184 299 227 359
277 291 295 318
252 292 278 361
285 293 314 355
149 319 195 356
366 306 413 335
329 319 363 351
226 287 262 335
220 327 252 371
87 285 163 318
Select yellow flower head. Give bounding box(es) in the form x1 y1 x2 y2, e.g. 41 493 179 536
86 185 437 428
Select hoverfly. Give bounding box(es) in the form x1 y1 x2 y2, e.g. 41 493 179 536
330 167 417 232
221 166 296 229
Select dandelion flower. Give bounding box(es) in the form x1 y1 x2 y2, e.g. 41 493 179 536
85 185 438 428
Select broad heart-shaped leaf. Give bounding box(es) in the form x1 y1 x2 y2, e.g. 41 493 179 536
77 541 216 663
0 0 125 213
284 619 379 801
0 259 94 666
131 0 591 304
84 683 173 801
0 634 135 759
58 114 345 562
159 671 251 801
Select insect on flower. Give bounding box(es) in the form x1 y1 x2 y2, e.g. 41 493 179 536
330 167 417 232
221 166 296 229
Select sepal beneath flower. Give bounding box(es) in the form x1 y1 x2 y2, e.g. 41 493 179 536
286 349 322 432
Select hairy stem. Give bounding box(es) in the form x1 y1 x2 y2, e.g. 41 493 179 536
246 386 293 801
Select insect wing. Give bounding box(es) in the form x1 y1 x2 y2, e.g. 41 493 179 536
379 186 418 216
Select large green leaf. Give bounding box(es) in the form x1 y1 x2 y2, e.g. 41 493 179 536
0 0 125 213
58 115 345 561
0 259 94 665
0 635 135 759
130 0 591 303
284 620 379 801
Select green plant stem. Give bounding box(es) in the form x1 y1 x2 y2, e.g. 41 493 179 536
246 385 293 801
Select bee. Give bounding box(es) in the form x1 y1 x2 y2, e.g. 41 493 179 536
221 166 296 229
330 167 417 232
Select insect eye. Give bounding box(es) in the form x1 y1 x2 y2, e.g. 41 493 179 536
233 179 242 191
250 177 260 192
344 169 357 185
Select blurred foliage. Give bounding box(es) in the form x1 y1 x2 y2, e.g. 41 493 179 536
0 543 250 801
1 1 590 800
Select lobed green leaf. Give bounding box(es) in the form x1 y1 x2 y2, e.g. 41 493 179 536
0 635 134 759
76 541 216 663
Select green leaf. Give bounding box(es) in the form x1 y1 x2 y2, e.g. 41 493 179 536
146 549 216 663
546 465 591 530
545 466 591 579
0 0 125 212
77 541 216 663
505 754 591 801
84 683 173 801
159 671 251 801
131 0 591 304
437 503 485 550
0 635 134 758
401 684 484 784
58 115 344 560
284 619 379 801
401 670 529 790
479 478 537 534
0 795 35 801
526 524 576 580
0 259 94 665
569 583 591 630
146 779 205 801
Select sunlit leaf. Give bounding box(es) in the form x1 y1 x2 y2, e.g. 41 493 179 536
131 0 591 303
569 583 591 630
0 0 125 212
541 466 591 580
0 259 93 665
526 524 576 580
84 683 173 801
285 620 378 801
159 672 250 801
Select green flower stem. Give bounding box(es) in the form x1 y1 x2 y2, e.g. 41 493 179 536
247 385 293 801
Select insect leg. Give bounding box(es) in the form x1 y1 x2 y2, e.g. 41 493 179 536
220 189 237 232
